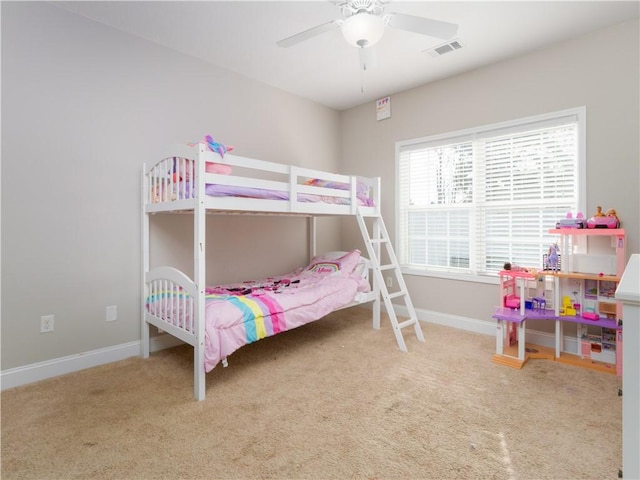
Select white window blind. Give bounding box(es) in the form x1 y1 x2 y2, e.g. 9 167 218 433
397 108 585 279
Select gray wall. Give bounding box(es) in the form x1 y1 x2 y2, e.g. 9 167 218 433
1 2 342 370
339 18 639 329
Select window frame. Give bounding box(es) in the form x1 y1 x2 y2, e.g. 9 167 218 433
395 107 587 284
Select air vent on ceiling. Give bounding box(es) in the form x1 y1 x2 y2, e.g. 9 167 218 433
425 40 463 58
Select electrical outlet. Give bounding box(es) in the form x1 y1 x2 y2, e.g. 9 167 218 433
386 277 393 288
106 305 117 322
40 315 54 333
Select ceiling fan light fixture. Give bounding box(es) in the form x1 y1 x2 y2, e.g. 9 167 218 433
341 12 385 48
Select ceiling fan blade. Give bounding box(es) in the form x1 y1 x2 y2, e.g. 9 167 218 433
359 47 377 71
276 20 342 48
386 12 458 40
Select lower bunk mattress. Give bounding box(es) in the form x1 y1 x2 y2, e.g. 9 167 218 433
146 250 370 372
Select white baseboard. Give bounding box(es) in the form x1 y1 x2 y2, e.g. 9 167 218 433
413 306 497 336
0 333 184 391
1 309 582 391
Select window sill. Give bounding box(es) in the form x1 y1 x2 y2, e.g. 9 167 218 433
401 267 499 285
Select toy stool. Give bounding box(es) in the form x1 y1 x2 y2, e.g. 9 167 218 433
532 297 546 310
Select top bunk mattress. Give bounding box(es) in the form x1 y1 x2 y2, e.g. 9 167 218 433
170 181 373 206
207 182 374 206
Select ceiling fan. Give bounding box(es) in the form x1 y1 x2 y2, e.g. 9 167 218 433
276 0 458 68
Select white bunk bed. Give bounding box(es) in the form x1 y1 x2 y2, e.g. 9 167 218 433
142 142 423 400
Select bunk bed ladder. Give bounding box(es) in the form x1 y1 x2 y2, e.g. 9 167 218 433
356 209 425 351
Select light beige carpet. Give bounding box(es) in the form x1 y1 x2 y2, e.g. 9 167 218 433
1 307 622 480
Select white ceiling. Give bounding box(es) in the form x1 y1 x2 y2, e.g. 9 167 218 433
55 1 639 111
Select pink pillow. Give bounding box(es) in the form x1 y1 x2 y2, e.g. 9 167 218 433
205 162 232 175
304 249 361 275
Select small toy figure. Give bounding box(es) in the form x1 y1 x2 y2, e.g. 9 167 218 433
503 262 528 272
606 208 619 222
546 243 559 271
594 206 604 217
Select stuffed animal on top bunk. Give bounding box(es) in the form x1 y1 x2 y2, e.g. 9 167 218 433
182 135 234 176
151 177 178 203
149 158 189 202
153 136 235 203
175 136 234 182
203 134 233 157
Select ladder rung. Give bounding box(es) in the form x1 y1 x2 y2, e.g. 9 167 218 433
379 264 395 271
398 318 418 329
369 238 388 244
387 291 406 300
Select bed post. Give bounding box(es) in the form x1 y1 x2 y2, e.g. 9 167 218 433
194 144 207 401
308 216 317 260
141 163 151 359
371 213 382 330
372 178 382 329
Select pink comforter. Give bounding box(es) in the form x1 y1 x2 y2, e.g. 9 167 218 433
148 269 370 372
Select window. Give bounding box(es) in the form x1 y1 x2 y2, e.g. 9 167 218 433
396 107 585 281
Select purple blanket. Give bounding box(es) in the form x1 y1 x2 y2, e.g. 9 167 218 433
205 184 374 206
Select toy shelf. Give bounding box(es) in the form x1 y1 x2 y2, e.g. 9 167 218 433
493 307 528 323
543 272 619 282
558 314 620 330
548 228 625 236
